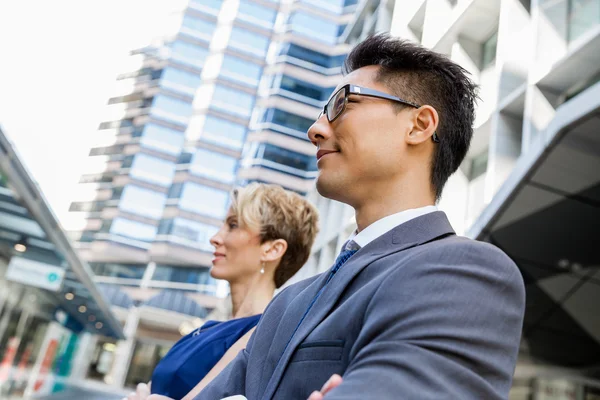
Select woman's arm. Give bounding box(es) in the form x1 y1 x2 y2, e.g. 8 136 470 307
182 327 256 400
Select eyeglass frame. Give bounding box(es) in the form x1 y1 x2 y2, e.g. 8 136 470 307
318 84 440 143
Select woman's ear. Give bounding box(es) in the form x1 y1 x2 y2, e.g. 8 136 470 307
261 239 288 263
407 105 439 145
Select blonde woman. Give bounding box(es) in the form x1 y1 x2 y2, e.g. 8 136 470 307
126 183 319 400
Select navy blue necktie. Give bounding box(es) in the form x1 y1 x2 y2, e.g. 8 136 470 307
276 242 359 365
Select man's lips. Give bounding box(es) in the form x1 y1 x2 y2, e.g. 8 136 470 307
316 150 338 160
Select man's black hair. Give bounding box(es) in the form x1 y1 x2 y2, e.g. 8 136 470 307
344 33 479 200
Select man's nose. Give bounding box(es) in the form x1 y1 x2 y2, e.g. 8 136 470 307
307 114 330 146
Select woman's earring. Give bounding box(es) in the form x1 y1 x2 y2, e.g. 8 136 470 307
260 262 265 275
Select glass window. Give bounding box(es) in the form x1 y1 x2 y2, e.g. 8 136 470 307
237 1 277 27
159 218 219 250
109 218 158 242
181 15 216 41
151 95 193 125
171 41 209 69
481 30 498 69
567 0 600 42
289 12 339 45
211 85 255 118
220 55 262 87
160 67 202 95
261 108 314 133
201 116 246 149
118 185 167 219
261 143 317 171
189 0 223 14
190 148 237 183
299 0 357 12
129 154 176 187
229 27 270 57
179 183 228 218
279 43 345 69
153 264 213 285
138 124 185 156
470 150 488 181
90 262 146 280
279 75 333 101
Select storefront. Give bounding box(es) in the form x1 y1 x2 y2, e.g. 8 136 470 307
0 127 124 397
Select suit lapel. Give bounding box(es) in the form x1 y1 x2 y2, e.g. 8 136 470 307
261 211 455 400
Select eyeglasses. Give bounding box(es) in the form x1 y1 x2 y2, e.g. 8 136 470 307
318 84 440 143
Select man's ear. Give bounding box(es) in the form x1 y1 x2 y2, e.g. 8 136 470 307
407 105 439 145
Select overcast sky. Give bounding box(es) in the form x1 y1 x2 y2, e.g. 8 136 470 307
0 1 168 230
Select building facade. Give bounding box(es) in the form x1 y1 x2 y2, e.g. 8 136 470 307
306 0 600 398
238 0 357 195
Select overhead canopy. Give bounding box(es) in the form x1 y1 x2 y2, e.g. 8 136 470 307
97 283 134 310
469 82 600 367
0 126 124 339
143 290 208 318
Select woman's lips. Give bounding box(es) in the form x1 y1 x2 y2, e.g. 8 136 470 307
212 253 225 263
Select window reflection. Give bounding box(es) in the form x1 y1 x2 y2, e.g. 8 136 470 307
158 218 219 252
237 1 277 27
181 15 216 41
211 86 255 118
278 75 334 102
260 108 314 134
278 43 345 70
220 55 262 87
160 67 202 96
130 154 176 187
567 0 600 42
171 41 209 69
178 183 229 218
289 12 340 45
153 264 215 286
229 27 270 57
201 116 247 149
481 30 498 69
137 124 185 156
190 148 238 183
243 143 316 177
109 218 158 242
189 0 223 14
90 262 146 280
118 185 167 219
151 95 194 125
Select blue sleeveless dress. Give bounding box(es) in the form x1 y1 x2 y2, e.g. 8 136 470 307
150 314 261 399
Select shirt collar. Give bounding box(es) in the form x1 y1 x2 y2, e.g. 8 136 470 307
346 205 438 250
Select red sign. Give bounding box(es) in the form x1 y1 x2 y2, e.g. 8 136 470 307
14 343 33 382
0 337 21 381
33 339 58 392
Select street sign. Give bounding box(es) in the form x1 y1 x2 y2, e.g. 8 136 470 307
6 257 65 292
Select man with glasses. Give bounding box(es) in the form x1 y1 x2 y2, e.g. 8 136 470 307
190 34 525 400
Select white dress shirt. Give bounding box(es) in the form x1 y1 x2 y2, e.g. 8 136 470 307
345 205 438 250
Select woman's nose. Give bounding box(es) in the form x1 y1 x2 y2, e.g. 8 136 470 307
210 231 222 247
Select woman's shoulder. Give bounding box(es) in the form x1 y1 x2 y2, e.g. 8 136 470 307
193 314 261 341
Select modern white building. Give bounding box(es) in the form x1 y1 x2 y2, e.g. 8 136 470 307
302 0 600 398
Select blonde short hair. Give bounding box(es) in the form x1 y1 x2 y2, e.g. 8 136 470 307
230 183 319 288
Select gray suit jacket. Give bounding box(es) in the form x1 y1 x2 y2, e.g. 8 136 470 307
196 212 525 400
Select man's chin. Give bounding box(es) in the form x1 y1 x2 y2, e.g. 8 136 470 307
315 175 344 201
